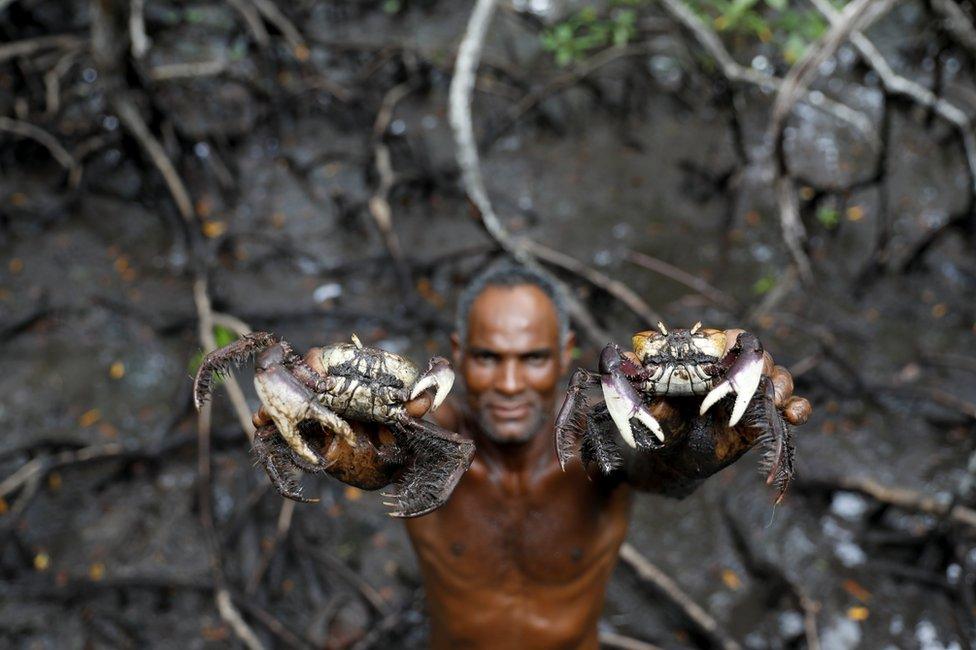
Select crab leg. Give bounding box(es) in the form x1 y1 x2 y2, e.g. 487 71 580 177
699 332 765 427
599 344 664 447
409 357 455 411
193 331 280 410
555 368 600 470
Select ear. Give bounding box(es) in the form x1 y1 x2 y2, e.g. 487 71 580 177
450 331 463 369
560 330 577 371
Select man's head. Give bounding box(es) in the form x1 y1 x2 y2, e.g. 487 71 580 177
452 261 576 444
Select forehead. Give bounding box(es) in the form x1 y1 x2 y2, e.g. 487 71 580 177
464 284 559 351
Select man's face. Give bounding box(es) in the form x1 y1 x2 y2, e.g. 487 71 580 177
452 284 574 444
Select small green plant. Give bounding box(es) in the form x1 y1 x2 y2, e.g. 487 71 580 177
816 206 840 229
753 274 775 294
687 0 829 63
188 325 238 376
541 3 638 66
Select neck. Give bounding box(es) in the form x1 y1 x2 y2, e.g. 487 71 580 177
473 412 555 475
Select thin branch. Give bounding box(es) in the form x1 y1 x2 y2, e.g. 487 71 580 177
525 241 662 326
619 543 741 650
148 60 227 81
800 475 976 528
369 82 417 298
111 95 195 222
598 631 664 650
194 280 256 441
129 0 149 59
0 116 81 186
449 0 658 342
0 34 85 64
245 499 295 595
250 0 306 54
625 249 739 311
227 0 270 47
930 0 976 57
657 0 875 141
809 0 976 198
767 0 898 282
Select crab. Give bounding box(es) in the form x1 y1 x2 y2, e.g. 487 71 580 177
555 322 794 500
193 332 474 517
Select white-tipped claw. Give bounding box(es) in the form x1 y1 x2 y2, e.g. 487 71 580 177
602 380 638 448
700 380 733 416
727 350 764 426
409 358 455 411
635 408 665 442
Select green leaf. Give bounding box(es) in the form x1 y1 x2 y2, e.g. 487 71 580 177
753 275 776 295
765 0 786 10
817 207 840 229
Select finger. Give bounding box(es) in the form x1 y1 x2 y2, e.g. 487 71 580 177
782 396 811 425
762 351 775 377
404 392 434 418
771 365 794 407
252 406 272 428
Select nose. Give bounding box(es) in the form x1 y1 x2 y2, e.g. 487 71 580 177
494 358 524 396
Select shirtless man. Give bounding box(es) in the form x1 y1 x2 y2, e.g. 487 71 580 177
258 261 811 648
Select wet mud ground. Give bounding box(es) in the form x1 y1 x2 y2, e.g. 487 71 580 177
1 1 975 648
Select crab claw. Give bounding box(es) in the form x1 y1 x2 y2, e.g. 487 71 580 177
409 357 454 411
699 332 765 427
600 344 664 447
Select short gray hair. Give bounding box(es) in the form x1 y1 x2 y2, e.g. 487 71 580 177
455 259 571 346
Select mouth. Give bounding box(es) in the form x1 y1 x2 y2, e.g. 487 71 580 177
486 402 532 420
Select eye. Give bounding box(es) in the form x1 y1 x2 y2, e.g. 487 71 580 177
471 350 498 365
522 352 551 366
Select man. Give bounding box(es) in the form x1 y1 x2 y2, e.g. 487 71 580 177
259 261 811 648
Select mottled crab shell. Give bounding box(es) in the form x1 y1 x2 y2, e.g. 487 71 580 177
631 327 729 397
632 327 727 361
313 342 420 420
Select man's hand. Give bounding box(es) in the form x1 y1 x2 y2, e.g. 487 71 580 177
612 328 811 499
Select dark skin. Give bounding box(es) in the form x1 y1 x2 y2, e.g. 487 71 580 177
255 285 811 649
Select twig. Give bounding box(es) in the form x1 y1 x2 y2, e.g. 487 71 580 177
483 41 664 150
0 34 85 64
43 49 79 116
227 0 270 47
369 82 417 299
625 249 738 311
657 0 874 141
0 116 81 186
193 280 256 440
194 277 264 650
720 503 820 650
245 499 295 595
767 0 897 282
294 537 391 616
111 96 195 222
930 0 976 57
129 0 149 59
449 0 657 342
619 543 740 650
799 475 976 528
250 0 306 54
598 631 664 650
237 598 314 649
148 60 228 81
809 0 976 199
525 241 662 326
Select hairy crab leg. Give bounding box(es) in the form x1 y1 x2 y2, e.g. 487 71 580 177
252 424 321 503
381 413 475 518
193 331 280 410
408 357 455 411
555 368 600 470
699 332 765 427
600 344 664 447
